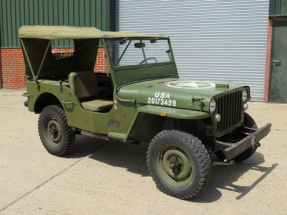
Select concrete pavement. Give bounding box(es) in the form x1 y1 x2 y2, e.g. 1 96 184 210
0 88 286 214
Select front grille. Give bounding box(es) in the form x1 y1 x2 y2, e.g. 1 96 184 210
217 91 242 132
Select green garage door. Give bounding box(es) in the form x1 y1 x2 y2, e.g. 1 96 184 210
269 20 287 102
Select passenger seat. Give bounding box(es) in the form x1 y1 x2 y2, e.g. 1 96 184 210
69 72 113 111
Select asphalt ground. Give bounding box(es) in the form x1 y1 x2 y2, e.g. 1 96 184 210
0 88 286 214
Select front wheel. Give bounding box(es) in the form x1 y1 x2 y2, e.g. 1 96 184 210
38 105 75 156
147 130 212 199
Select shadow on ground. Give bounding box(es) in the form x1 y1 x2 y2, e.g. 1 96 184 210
68 136 278 203
64 135 108 159
191 154 278 203
89 140 150 176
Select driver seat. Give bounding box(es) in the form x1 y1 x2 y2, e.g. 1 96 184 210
69 72 113 111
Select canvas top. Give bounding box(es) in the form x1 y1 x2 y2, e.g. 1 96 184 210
19 25 169 40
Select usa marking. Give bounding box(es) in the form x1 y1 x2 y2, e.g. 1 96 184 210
148 92 176 106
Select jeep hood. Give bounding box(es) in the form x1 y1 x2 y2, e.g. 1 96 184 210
118 78 245 112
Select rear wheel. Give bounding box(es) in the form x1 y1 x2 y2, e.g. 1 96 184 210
38 105 75 156
215 112 258 163
147 130 212 199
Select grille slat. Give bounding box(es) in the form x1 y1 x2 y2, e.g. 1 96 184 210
232 94 235 125
216 91 242 133
231 94 233 126
230 94 231 128
235 92 238 123
237 92 240 122
226 95 228 129
220 98 224 130
225 95 227 129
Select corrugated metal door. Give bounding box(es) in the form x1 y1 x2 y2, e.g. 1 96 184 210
115 0 269 101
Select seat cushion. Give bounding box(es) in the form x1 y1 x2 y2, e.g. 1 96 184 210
69 72 99 100
81 99 113 111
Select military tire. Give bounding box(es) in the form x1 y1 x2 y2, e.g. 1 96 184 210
215 112 258 163
147 130 212 199
38 105 75 156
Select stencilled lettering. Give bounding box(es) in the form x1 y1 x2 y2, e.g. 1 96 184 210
147 92 176 107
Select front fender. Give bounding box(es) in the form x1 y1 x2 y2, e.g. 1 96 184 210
124 105 210 142
138 105 210 119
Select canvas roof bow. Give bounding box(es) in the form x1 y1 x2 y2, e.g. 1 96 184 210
19 25 169 40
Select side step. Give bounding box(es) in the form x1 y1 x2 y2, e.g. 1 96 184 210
74 128 129 142
108 132 127 140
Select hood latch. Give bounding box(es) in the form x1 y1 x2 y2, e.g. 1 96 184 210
190 96 205 107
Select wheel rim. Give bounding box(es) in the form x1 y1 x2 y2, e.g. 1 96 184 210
43 116 62 147
156 144 194 187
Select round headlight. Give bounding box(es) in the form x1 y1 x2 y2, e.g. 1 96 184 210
242 90 248 102
210 98 216 113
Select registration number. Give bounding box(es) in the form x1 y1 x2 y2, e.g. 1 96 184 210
147 92 176 107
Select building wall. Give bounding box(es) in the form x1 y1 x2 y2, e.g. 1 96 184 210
0 0 111 48
0 0 111 89
0 48 106 89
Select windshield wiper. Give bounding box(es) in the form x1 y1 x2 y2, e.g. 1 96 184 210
115 40 132 66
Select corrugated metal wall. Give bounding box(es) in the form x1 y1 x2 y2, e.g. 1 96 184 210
0 0 110 48
115 0 269 101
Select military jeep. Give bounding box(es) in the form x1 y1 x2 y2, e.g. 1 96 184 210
20 26 271 199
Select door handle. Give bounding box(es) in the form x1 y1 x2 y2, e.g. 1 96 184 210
273 60 281 66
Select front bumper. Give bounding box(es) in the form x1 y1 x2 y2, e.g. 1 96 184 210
210 123 272 162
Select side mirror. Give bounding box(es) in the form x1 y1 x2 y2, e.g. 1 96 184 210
134 43 145 48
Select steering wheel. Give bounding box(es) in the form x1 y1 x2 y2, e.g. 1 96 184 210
139 57 157 64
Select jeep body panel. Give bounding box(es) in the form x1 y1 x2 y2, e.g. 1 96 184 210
137 105 210 120
117 78 246 112
26 81 137 137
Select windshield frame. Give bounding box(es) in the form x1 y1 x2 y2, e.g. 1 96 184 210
104 37 175 70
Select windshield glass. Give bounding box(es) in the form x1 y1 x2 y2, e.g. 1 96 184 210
107 38 172 67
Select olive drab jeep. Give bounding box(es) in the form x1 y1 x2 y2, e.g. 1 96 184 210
20 26 272 200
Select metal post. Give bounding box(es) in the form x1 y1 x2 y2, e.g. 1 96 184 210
140 39 147 66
